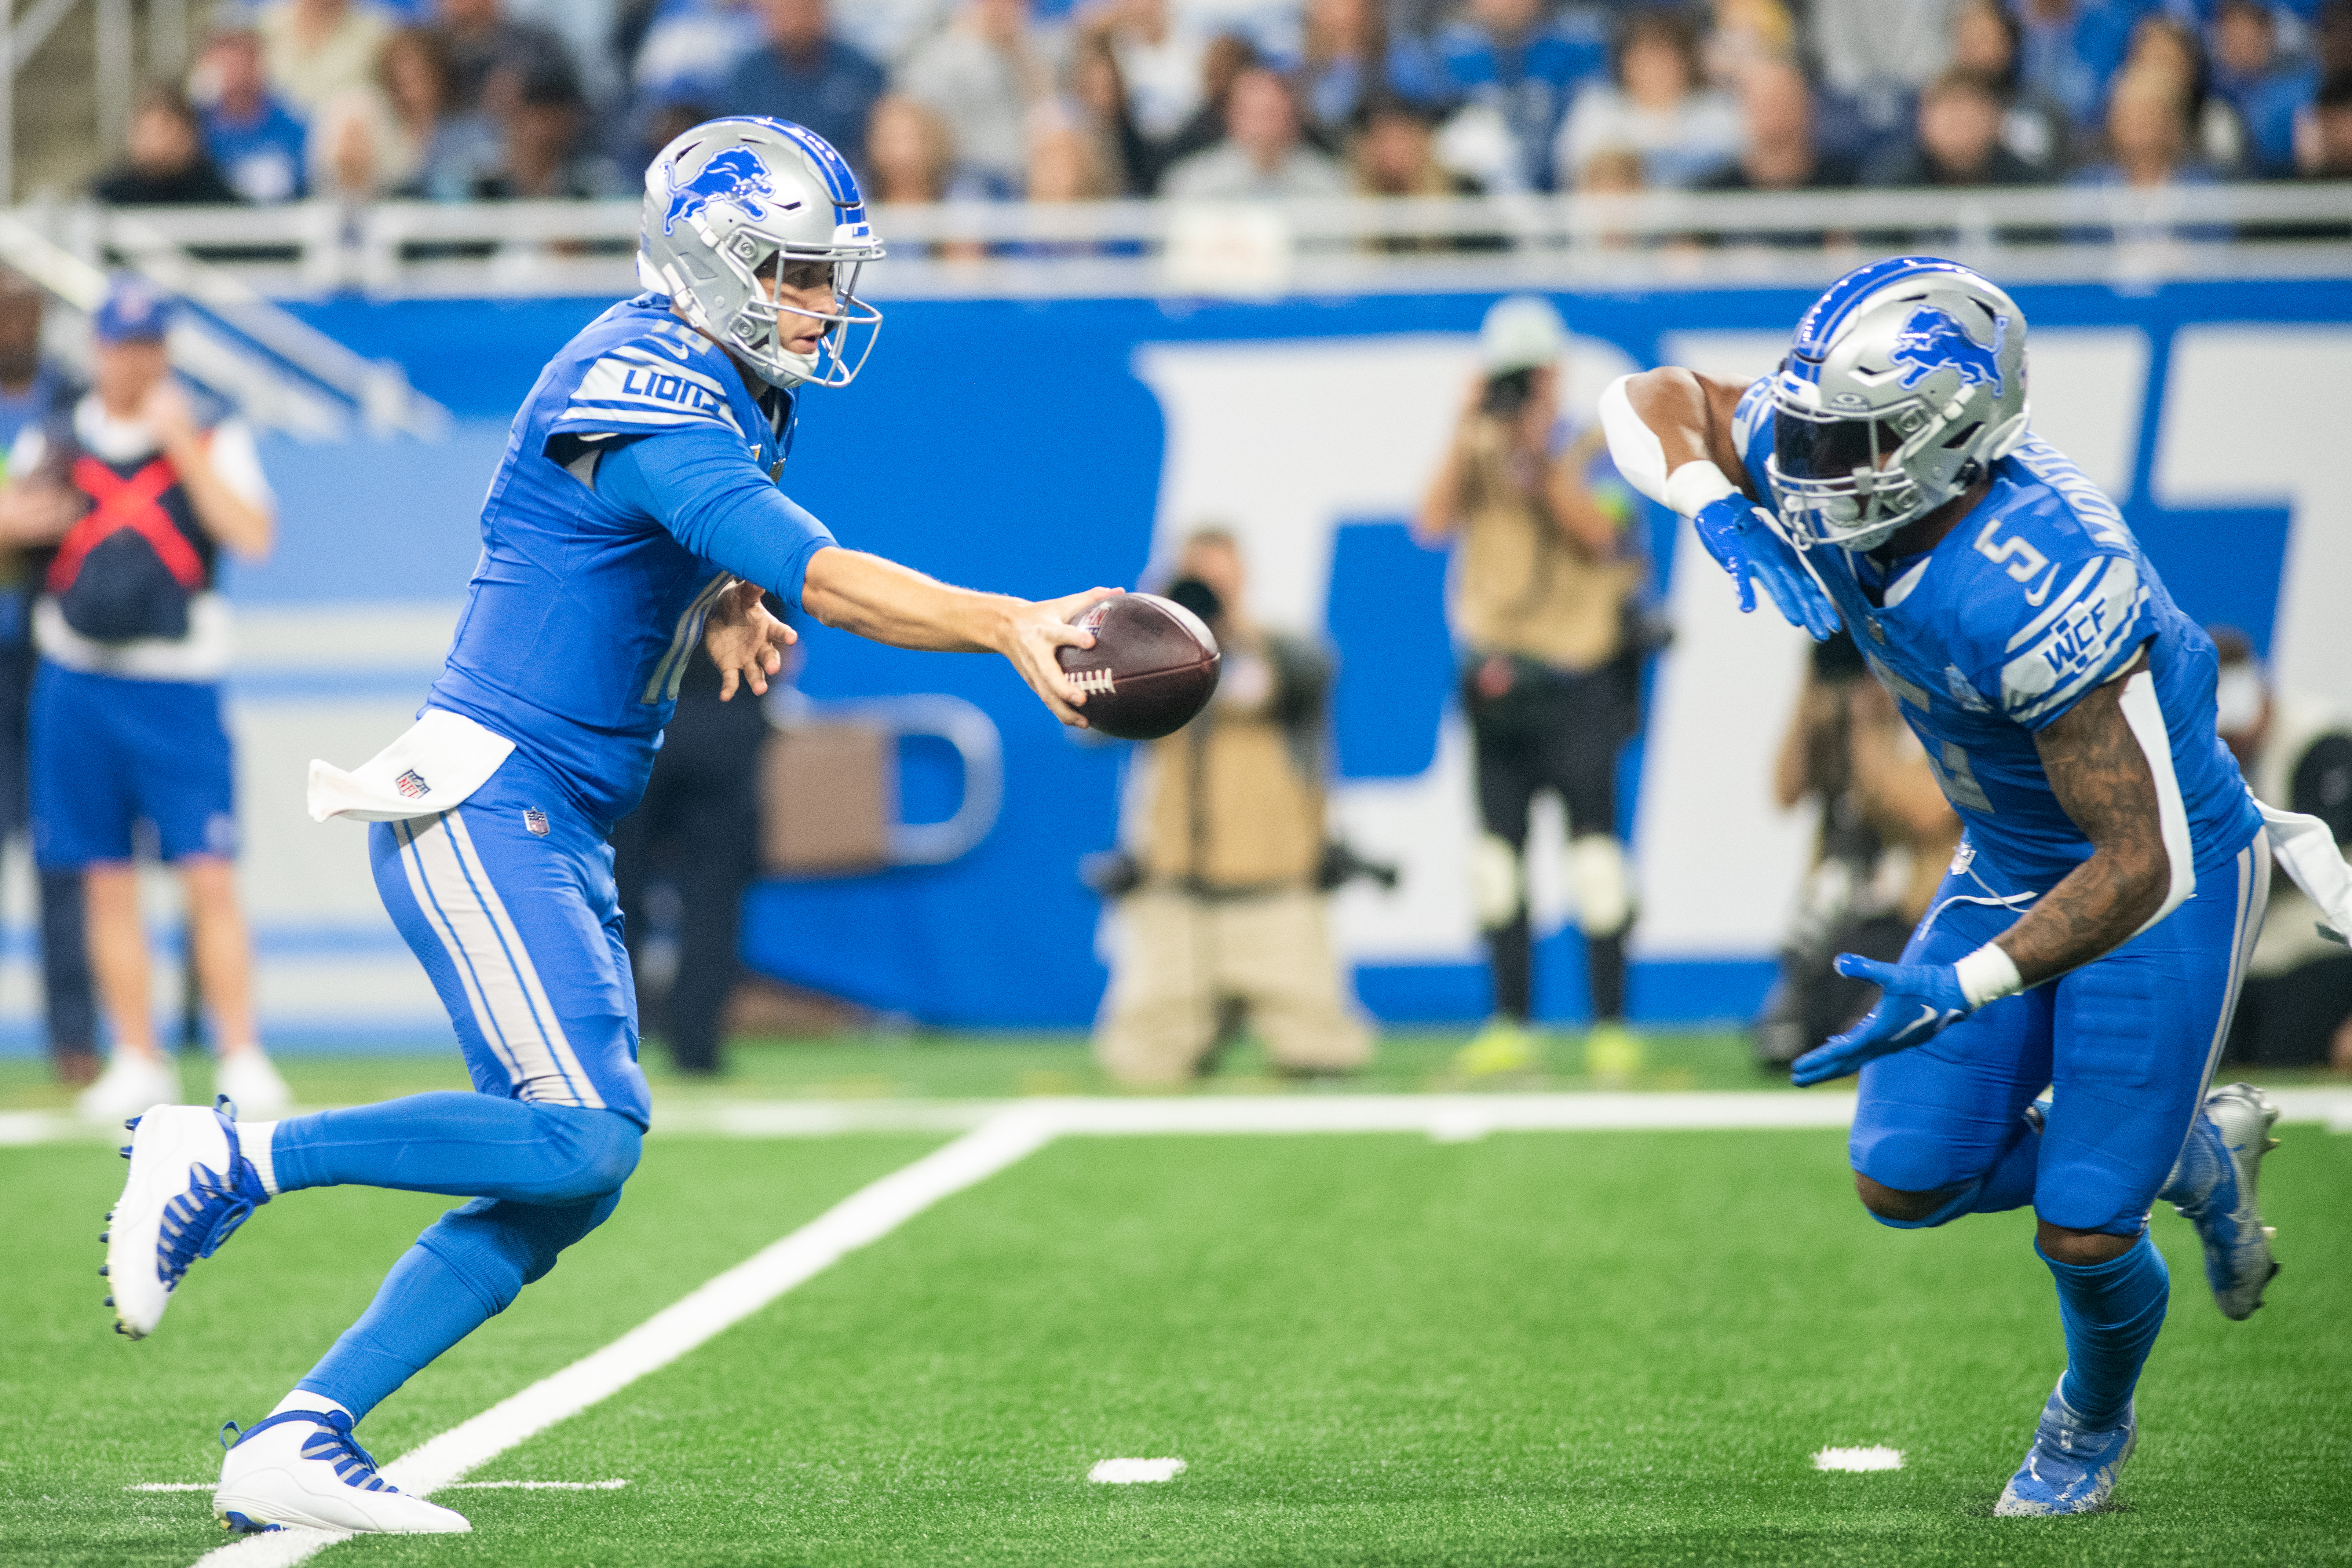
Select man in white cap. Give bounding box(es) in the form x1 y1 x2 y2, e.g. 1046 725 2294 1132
1415 295 1654 1080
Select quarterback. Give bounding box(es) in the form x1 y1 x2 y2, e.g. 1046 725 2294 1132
97 118 1110 1534
1603 256 2352 1513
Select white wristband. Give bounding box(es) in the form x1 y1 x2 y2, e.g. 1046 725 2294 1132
1954 942 2024 1010
1663 460 1741 520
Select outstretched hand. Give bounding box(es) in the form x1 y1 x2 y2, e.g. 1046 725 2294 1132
1002 587 1121 727
1691 495 1840 642
1789 954 1971 1086
703 578 797 701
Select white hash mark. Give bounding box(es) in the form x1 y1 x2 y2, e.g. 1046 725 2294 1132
1813 1445 1905 1472
1089 1458 1187 1484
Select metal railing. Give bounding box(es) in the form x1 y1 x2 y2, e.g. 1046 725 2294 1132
0 0 191 204
32 181 2352 302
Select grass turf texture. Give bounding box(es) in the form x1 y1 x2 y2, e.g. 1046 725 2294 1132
14 1125 2341 1566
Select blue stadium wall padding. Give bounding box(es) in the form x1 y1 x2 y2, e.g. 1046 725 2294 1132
245 278 2349 1029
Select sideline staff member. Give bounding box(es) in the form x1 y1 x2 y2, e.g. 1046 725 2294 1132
1093 529 1372 1086
0 277 290 1121
1417 296 1648 1080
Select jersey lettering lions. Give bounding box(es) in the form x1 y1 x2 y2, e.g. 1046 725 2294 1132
1733 379 2261 891
424 294 805 827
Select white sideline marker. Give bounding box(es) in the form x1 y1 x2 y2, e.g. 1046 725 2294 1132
1089 1458 1187 1484
1813 1445 1904 1472
129 1483 215 1492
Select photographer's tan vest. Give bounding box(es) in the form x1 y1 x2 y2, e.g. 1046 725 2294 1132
1452 420 1637 674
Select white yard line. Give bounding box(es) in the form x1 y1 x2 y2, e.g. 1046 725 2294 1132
160 1081 2352 1567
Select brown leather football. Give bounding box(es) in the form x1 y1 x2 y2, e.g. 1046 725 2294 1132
1057 593 1221 741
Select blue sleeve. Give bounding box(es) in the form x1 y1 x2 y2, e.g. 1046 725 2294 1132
596 426 835 610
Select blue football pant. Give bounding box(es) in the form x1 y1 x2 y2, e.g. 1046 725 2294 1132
1852 836 2268 1235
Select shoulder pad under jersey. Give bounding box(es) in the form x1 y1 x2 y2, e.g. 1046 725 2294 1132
549 315 747 442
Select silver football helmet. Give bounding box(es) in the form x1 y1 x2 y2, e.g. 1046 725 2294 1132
1765 257 2030 551
637 116 885 390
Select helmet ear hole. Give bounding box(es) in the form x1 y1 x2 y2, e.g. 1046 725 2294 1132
1940 421 1983 450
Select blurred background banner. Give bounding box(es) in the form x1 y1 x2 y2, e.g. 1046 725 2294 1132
3 275 2341 1045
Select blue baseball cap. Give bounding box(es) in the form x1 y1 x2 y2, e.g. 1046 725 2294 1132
91 277 173 344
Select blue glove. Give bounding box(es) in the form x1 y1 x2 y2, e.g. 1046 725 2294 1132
1789 954 1972 1087
1690 495 1841 642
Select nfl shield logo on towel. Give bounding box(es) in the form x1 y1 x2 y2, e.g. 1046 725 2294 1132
524 808 550 837
394 768 430 800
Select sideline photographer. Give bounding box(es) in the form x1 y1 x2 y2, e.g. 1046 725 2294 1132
1416 296 1655 1080
1090 528 1373 1087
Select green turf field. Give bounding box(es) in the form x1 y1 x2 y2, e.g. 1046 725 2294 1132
6 1098 2347 1566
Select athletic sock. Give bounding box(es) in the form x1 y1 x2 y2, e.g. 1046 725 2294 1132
298 1242 508 1422
2041 1232 2169 1430
1487 914 1533 1019
269 1388 350 1419
2158 1110 2225 1213
241 1121 281 1196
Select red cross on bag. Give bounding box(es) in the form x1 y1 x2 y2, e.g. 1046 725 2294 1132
47 453 206 595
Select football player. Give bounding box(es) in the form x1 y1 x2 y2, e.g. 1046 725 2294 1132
1601 256 2350 1514
98 118 1114 1535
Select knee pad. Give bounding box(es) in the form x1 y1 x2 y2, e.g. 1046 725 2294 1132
420 1187 627 1308
1568 835 1632 938
1471 834 1524 931
530 1105 643 1204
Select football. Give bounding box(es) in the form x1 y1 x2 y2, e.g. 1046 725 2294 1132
1057 593 1221 741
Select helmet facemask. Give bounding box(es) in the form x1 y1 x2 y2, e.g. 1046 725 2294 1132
699 223 882 390
1767 396 1953 552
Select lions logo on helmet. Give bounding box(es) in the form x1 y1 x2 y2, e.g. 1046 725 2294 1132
1891 306 2009 395
661 146 780 237
1764 256 2030 552
638 117 886 391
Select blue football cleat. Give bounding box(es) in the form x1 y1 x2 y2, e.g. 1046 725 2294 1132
1995 1380 2136 1516
2165 1082 2281 1320
103 1097 270 1339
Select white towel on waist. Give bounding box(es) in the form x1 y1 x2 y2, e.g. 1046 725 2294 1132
306 708 516 823
2258 797 2352 946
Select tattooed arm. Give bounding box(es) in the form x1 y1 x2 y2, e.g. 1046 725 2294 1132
1997 650 2170 985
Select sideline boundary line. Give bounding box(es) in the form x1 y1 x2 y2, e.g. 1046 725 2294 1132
177 1084 2352 1565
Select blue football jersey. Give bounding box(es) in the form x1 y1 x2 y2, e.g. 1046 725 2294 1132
1733 380 2261 891
426 294 812 827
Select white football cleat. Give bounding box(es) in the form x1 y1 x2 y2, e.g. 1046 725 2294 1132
103 1099 269 1339
2167 1082 2282 1320
215 1408 470 1535
77 1050 182 1124
215 1049 294 1119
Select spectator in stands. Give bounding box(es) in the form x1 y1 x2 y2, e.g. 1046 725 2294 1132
1949 0 2067 168
1356 94 1476 195
1432 0 1608 192
900 0 1063 198
378 26 502 200
865 92 956 202
2212 0 2319 177
1027 102 1118 204
307 89 401 202
1805 0 1957 166
1695 59 1859 193
1144 33 1261 187
1291 0 1445 146
2071 66 2213 189
0 273 96 1090
195 22 308 204
1093 0 1210 148
2300 70 2352 174
833 0 956 69
1862 66 2048 183
1071 30 1150 194
258 0 394 116
0 278 292 1123
504 0 626 112
2125 13 2247 172
93 87 243 205
2209 626 2352 1072
1092 528 1372 1088
2011 0 2142 161
474 55 623 197
433 0 577 117
624 0 763 114
1160 63 1347 197
718 0 887 173
1701 0 1796 87
1552 8 1741 190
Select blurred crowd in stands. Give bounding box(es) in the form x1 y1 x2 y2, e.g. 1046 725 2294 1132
80 0 2352 215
